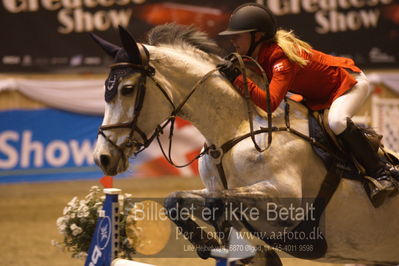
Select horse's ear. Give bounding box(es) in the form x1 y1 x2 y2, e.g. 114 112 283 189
118 26 142 64
89 32 120 58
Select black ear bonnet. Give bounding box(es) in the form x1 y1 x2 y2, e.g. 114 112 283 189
104 65 135 103
90 27 144 103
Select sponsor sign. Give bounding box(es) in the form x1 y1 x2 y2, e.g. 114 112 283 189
0 109 205 182
0 109 103 182
1 0 397 72
259 0 399 68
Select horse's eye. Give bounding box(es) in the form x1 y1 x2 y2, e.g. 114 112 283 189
121 85 134 96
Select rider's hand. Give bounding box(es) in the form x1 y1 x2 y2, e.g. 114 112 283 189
217 60 241 83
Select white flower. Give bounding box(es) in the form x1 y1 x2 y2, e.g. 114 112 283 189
70 223 83 236
51 239 65 250
56 217 66 233
89 186 100 193
78 204 89 212
118 196 125 208
77 205 89 218
67 196 78 208
85 186 101 202
56 217 64 227
85 191 96 201
63 206 71 215
73 251 87 259
85 193 92 200
72 227 82 236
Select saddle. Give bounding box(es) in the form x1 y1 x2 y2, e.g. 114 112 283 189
308 108 399 182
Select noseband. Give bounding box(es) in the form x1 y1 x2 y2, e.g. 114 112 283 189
98 44 219 168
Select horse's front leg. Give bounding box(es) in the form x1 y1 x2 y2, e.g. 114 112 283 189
219 181 328 260
164 189 223 259
220 181 303 232
164 181 297 263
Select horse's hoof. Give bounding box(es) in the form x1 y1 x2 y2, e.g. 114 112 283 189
265 248 283 266
196 247 211 260
244 246 282 266
196 238 220 260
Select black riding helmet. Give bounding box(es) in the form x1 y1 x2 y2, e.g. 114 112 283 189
219 3 277 56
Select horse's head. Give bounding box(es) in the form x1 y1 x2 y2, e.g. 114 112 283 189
92 27 174 176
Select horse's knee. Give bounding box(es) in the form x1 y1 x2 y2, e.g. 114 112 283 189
164 191 185 211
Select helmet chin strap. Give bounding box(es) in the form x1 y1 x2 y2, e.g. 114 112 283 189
246 32 268 57
246 31 259 56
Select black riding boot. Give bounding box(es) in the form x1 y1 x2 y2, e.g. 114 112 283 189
338 118 397 207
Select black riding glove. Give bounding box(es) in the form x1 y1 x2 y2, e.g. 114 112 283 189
217 60 241 83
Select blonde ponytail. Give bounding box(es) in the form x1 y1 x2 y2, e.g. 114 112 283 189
274 30 312 67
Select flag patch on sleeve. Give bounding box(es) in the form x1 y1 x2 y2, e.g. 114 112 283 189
273 62 284 72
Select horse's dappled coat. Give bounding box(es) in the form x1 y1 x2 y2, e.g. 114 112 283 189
92 24 399 264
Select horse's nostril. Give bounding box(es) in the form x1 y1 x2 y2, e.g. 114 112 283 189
100 154 111 167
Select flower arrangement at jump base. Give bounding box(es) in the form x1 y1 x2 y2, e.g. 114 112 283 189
53 186 139 260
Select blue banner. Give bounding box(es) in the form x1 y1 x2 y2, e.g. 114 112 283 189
0 108 103 183
85 188 120 266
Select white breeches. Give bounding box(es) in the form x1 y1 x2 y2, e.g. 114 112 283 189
328 72 372 135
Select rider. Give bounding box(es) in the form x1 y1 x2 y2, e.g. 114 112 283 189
217 3 398 204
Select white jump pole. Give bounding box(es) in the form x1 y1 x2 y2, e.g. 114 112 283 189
112 259 155 266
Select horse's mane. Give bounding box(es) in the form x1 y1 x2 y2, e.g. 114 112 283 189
147 23 221 57
146 24 291 121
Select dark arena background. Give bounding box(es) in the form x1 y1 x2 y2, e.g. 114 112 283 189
0 0 398 265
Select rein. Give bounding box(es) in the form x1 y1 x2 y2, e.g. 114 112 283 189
230 53 273 152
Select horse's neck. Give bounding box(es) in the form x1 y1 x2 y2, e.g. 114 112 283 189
184 84 249 146
149 46 310 147
149 46 250 146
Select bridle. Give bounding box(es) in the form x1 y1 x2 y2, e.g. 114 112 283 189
97 44 220 168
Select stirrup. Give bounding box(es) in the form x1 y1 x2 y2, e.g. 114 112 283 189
363 175 395 208
385 163 399 182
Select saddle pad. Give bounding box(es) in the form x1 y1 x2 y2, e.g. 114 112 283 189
308 111 361 180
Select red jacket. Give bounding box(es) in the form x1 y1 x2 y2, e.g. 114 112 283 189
233 42 361 111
